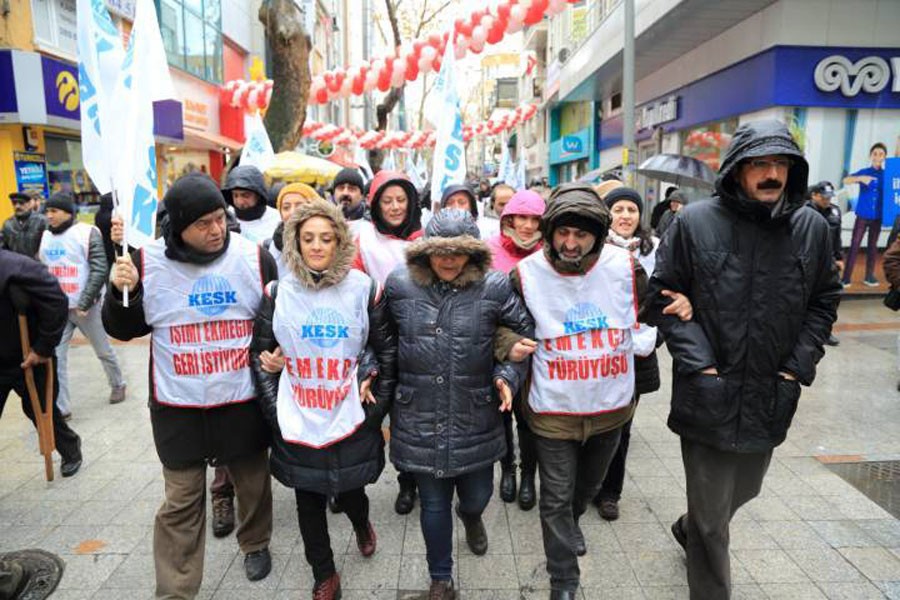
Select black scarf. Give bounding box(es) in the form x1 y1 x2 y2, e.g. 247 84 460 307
233 200 267 221
164 229 231 265
48 215 75 235
342 201 366 221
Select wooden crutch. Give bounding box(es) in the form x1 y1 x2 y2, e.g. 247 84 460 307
16 314 56 482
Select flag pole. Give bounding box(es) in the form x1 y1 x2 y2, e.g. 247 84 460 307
111 178 129 308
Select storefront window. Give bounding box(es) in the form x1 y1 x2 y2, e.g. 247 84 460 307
681 118 739 172
45 136 99 204
155 0 223 84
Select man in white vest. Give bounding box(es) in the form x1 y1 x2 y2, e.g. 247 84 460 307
103 173 277 599
509 184 646 600
38 191 126 418
350 169 423 515
222 165 280 244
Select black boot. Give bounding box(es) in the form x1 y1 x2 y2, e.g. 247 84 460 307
518 469 536 511
500 464 517 503
455 505 488 555
394 473 417 515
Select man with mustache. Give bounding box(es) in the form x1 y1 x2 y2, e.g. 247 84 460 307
332 168 367 232
646 120 841 600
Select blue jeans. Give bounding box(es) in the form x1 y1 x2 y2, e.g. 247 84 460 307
414 465 494 581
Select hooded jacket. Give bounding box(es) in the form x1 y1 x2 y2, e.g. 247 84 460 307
508 185 648 441
384 209 534 478
486 190 545 273
222 165 280 241
647 120 841 453
440 184 479 219
365 170 422 239
102 192 279 469
250 200 396 494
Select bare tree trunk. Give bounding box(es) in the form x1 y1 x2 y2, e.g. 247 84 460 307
259 0 311 152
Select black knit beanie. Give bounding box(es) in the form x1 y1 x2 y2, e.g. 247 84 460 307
164 173 228 237
332 167 365 192
604 186 643 215
45 191 75 215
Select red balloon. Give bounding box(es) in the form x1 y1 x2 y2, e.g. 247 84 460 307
377 67 391 91
497 2 511 21
428 33 442 48
351 74 365 95
524 4 544 25
405 57 419 81
316 88 328 104
486 22 505 44
470 10 484 26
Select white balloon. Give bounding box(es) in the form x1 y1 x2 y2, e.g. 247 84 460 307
421 45 437 61
455 41 467 60
519 0 533 9
418 57 432 72
548 0 566 13
470 37 485 53
510 5 526 21
364 70 378 91
471 25 487 44
340 77 352 96
507 17 524 33
481 16 495 34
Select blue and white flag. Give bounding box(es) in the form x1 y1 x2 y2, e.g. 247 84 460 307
77 0 126 194
241 112 275 172
426 40 466 197
382 149 397 173
109 0 175 247
404 150 424 190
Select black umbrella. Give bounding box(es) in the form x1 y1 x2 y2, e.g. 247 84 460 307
636 154 716 189
578 165 622 183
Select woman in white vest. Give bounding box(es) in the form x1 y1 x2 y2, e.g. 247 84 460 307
104 173 277 597
38 191 126 417
350 169 424 516
250 199 396 600
262 182 323 277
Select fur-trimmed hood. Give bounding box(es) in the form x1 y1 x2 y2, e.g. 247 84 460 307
281 199 356 289
405 209 491 288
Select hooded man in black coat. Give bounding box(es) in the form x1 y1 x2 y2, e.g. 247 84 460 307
647 120 841 600
222 165 280 243
103 173 278 598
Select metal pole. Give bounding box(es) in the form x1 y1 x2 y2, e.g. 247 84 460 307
622 0 635 187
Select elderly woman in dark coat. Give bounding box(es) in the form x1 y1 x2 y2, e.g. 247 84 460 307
383 208 534 599
250 199 396 600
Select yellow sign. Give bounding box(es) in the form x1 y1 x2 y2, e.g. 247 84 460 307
56 71 80 111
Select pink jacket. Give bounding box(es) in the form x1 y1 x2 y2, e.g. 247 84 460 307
487 190 546 273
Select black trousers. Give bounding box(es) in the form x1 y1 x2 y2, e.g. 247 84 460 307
681 438 772 600
597 393 640 502
500 390 538 472
295 487 369 584
535 428 622 591
0 363 81 461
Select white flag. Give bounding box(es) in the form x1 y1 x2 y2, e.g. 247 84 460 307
241 112 275 172
404 150 424 190
516 153 528 191
428 41 466 196
354 145 374 181
382 150 397 172
110 0 176 247
77 0 126 194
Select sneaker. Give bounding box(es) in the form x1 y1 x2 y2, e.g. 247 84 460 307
841 281 851 289
428 578 456 600
243 548 271 581
598 498 619 521
312 572 341 600
864 278 880 287
60 452 83 478
109 385 127 404
212 495 235 538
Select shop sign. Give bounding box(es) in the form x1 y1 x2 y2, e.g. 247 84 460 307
184 99 211 130
42 56 80 127
636 95 678 131
14 152 50 198
814 55 900 97
550 127 590 165
0 51 16 121
172 72 220 134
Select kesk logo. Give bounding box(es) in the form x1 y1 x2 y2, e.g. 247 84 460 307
56 71 80 112
563 302 608 334
44 243 66 262
301 308 350 349
188 275 238 317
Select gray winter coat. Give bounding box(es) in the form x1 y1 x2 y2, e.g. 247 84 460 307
384 209 534 478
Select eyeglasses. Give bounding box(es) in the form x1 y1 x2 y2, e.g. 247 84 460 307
746 158 793 171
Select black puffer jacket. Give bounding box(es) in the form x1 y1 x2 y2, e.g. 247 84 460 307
222 165 269 219
385 209 534 478
647 120 841 453
250 200 396 495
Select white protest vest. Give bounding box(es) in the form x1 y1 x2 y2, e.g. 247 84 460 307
238 206 281 243
517 246 637 415
272 269 371 448
38 223 93 308
625 239 659 358
355 220 412 285
142 234 263 408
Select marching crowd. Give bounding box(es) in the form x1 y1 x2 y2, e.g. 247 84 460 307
0 119 857 600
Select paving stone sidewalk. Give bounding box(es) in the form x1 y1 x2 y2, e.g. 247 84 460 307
1 299 899 599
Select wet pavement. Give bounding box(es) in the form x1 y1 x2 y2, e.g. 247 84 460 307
1 297 899 599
